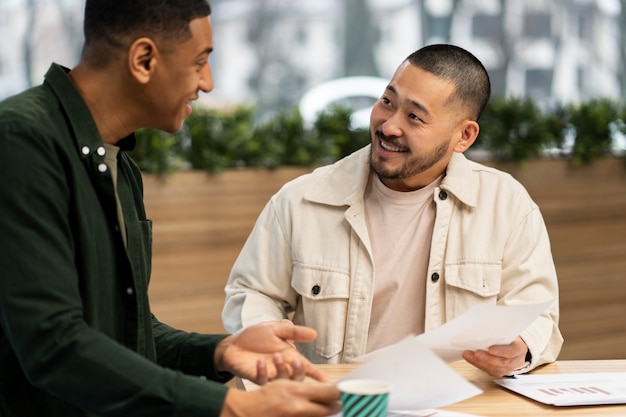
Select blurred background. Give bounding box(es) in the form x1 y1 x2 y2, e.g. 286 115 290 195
1 0 625 360
1 0 626 111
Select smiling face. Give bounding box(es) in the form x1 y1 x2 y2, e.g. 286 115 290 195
146 16 214 133
369 62 479 192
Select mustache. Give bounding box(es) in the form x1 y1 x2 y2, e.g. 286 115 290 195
375 130 398 143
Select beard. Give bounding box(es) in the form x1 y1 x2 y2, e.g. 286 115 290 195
369 130 449 180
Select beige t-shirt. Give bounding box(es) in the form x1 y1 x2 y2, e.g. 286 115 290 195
364 173 441 352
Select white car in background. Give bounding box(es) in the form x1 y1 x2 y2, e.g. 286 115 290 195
299 76 388 130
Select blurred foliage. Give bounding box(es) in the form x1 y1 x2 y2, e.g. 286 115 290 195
478 96 566 162
565 99 621 165
130 97 626 175
132 128 185 174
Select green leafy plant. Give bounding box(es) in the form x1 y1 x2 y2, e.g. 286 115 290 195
129 97 626 175
478 96 563 163
252 107 312 168
183 105 257 173
132 128 185 174
313 105 370 163
566 99 620 165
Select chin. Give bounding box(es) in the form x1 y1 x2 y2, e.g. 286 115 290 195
161 118 186 134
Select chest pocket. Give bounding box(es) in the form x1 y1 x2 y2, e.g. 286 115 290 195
444 262 501 319
291 263 350 361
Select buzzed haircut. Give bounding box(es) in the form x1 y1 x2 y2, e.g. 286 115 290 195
82 0 211 64
405 44 491 121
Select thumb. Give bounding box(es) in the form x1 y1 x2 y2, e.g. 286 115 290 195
272 321 318 343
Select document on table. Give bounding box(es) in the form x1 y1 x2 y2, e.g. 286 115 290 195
338 336 483 411
494 373 626 406
415 299 554 362
334 409 483 417
388 410 484 416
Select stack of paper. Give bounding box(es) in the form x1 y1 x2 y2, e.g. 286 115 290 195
494 373 626 406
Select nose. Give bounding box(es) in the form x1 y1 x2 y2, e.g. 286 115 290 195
199 62 214 93
378 110 403 138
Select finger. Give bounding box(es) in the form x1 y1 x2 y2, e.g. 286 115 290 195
256 359 269 385
273 353 291 380
306 401 342 417
290 325 318 343
488 337 527 359
302 362 329 383
289 399 341 417
279 349 330 382
463 349 519 377
290 357 305 381
271 322 318 344
305 384 341 403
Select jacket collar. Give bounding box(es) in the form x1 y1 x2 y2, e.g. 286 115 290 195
440 152 478 208
44 64 137 162
304 145 478 208
304 146 372 207
44 64 105 162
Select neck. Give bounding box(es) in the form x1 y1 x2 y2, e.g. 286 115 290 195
69 63 137 145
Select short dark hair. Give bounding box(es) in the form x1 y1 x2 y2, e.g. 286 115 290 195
405 44 491 121
82 0 211 64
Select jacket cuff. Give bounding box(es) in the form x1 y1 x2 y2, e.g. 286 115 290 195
180 333 233 383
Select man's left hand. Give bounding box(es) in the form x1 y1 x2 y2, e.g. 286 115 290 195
215 320 328 385
462 336 529 377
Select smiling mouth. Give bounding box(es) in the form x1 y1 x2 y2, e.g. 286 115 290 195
379 138 407 153
375 130 407 153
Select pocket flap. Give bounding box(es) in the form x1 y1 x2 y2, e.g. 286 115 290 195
291 263 350 300
445 263 501 297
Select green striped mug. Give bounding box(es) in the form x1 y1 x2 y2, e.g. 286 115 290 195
337 379 392 417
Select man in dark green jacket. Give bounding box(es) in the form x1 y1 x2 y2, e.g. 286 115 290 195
0 1 340 416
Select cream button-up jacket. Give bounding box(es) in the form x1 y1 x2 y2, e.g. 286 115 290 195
223 146 563 371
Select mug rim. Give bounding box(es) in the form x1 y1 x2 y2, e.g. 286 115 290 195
337 378 392 395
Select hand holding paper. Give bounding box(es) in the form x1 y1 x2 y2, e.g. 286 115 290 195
415 299 555 363
358 299 554 365
462 335 529 377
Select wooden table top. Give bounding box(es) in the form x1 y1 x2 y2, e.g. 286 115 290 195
238 359 626 416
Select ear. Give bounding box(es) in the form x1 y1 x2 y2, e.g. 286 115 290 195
453 120 479 153
128 37 158 84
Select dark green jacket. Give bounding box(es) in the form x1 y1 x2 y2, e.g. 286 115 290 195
0 64 231 417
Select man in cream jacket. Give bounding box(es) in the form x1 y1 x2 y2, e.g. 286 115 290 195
222 44 563 377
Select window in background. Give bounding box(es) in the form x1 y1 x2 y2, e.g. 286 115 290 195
526 68 553 100
523 13 552 38
472 13 502 40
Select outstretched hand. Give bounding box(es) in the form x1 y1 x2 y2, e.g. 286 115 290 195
462 336 529 377
215 320 328 384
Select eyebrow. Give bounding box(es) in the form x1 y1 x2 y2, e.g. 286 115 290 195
197 47 213 59
386 84 431 118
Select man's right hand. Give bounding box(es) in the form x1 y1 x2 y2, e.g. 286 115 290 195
220 380 340 417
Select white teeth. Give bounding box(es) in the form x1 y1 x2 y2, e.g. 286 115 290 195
380 140 403 152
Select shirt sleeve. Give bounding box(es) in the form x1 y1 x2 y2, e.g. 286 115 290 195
152 317 233 382
222 197 296 332
501 205 564 373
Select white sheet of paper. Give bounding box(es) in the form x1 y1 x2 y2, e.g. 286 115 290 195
494 373 626 406
388 410 484 417
414 299 555 362
332 409 483 417
337 337 482 411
